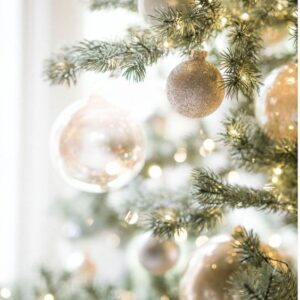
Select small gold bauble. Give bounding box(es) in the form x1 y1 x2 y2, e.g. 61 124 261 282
255 62 298 141
139 235 180 276
167 51 225 118
180 235 287 300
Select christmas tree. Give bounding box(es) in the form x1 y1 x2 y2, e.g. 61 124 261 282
1 0 297 299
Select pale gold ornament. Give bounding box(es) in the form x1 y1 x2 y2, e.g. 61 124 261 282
51 95 146 193
180 235 288 300
262 25 289 47
167 51 225 118
139 235 180 275
255 62 298 141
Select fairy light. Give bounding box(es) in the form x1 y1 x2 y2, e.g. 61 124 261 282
228 126 240 138
196 235 209 247
273 167 282 176
174 228 188 243
203 139 215 152
148 165 162 179
268 234 282 248
174 147 187 163
161 296 170 300
228 171 239 182
240 12 250 21
125 211 139 225
44 294 55 300
272 176 279 184
220 16 228 27
0 288 12 299
211 263 218 270
288 124 295 131
66 252 85 270
164 213 174 221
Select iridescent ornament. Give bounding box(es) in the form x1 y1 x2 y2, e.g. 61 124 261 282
180 235 288 300
51 95 146 193
167 51 225 118
139 235 179 275
255 62 298 141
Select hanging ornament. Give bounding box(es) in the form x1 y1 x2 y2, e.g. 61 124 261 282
51 95 146 193
255 62 298 141
138 0 191 25
167 51 225 118
262 25 289 47
180 235 287 300
139 234 180 275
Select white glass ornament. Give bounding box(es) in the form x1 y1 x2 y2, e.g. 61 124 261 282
51 95 146 193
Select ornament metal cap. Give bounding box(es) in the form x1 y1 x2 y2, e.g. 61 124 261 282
191 50 208 61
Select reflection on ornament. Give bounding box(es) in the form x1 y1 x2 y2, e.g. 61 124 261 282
255 62 298 141
51 95 146 193
167 51 225 118
180 235 288 300
139 235 180 275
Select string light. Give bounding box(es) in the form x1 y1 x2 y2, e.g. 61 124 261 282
174 147 187 163
272 176 279 184
161 296 170 300
240 12 250 21
273 167 282 176
228 171 239 182
268 234 282 248
0 288 12 299
203 139 215 152
148 165 162 178
44 294 55 300
125 211 139 225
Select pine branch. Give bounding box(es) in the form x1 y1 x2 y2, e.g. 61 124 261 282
153 0 222 50
220 111 298 171
89 0 137 11
229 227 297 300
44 32 165 85
146 207 223 240
192 169 297 215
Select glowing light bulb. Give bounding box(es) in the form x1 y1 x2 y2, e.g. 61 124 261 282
228 171 239 182
203 139 215 152
268 234 282 248
148 165 162 179
125 211 139 225
240 12 250 21
273 167 282 176
174 147 187 163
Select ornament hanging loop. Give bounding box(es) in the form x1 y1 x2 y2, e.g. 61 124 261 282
191 50 208 61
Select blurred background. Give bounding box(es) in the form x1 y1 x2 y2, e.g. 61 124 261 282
0 0 297 299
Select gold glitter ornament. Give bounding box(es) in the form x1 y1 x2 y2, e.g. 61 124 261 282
255 62 298 141
139 235 180 275
167 51 225 118
51 95 146 193
180 235 288 300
